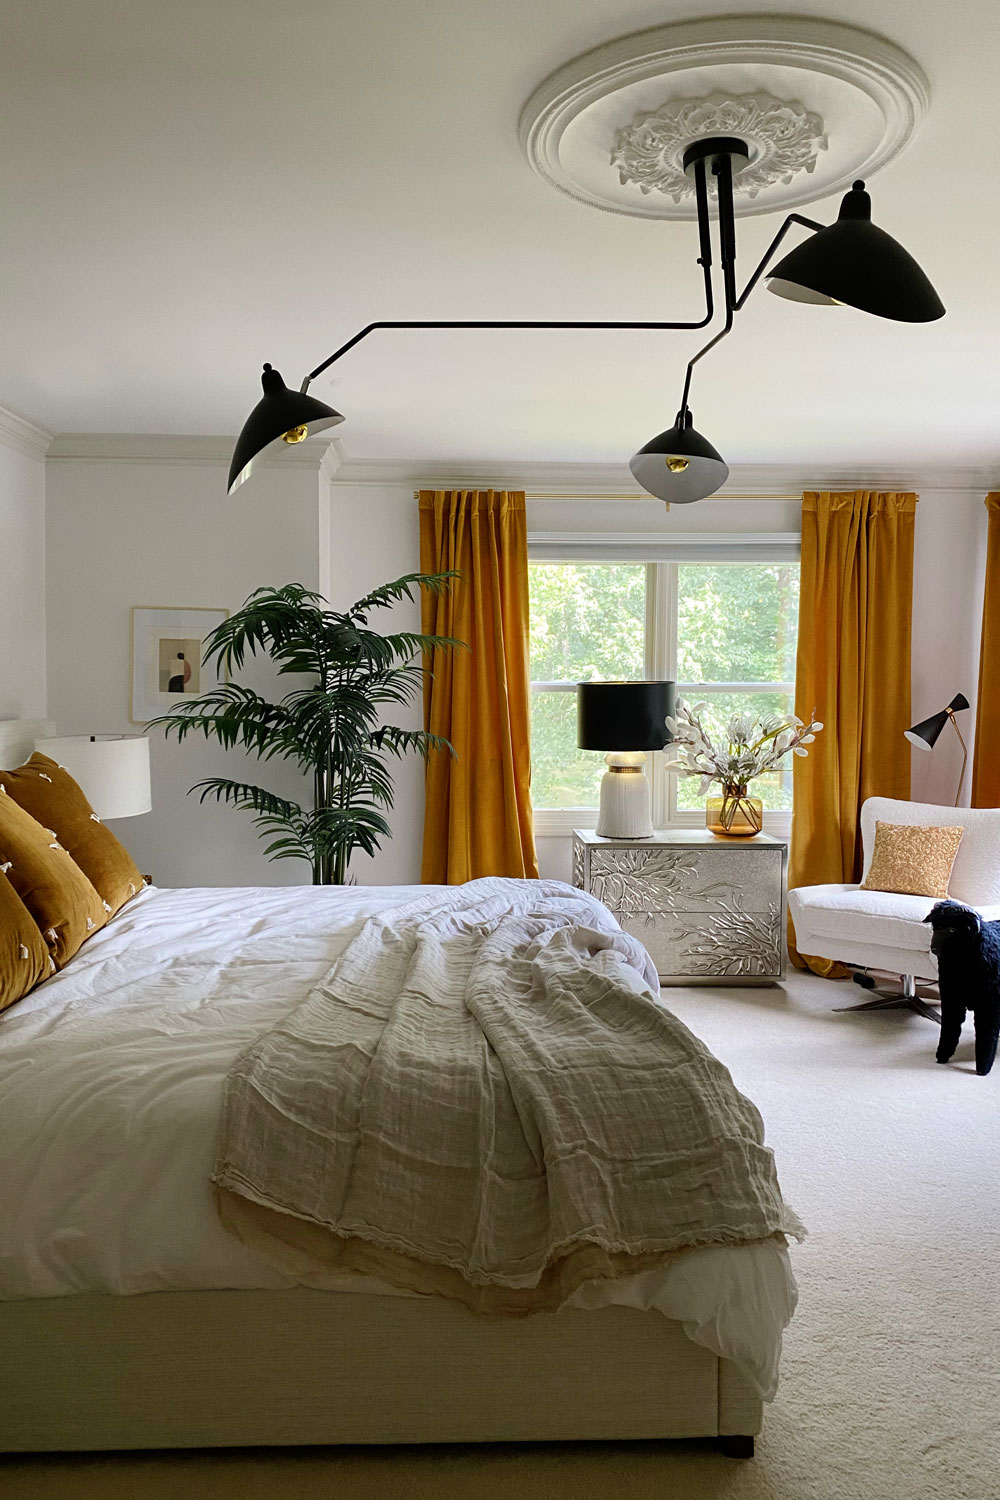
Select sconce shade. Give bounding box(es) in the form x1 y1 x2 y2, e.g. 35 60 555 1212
34 735 152 819
904 692 970 751
227 364 345 495
766 181 945 323
577 681 675 752
629 410 729 503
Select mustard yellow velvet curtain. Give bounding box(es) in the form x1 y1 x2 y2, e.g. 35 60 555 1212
419 489 539 884
971 493 1000 808
789 491 916 976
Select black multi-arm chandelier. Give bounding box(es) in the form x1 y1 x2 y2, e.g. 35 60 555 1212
228 134 944 501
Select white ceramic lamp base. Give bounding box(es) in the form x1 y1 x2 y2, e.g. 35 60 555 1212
595 753 654 839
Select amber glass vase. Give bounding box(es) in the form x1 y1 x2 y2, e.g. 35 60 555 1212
705 786 763 837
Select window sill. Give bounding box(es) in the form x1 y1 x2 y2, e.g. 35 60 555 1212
533 807 793 839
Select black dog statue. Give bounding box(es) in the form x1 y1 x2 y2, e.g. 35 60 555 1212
924 901 1000 1076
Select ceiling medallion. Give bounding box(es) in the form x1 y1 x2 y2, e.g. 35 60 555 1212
519 14 929 220
612 93 828 203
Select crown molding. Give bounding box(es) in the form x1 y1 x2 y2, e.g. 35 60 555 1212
36 438 1000 496
0 403 53 461
45 432 339 469
330 456 1000 497
332 457 653 494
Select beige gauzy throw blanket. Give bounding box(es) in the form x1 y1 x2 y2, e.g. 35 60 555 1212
213 878 803 1315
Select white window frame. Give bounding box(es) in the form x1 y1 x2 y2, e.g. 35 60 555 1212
528 538 800 839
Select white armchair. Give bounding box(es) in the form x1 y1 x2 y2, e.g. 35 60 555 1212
788 797 1000 1019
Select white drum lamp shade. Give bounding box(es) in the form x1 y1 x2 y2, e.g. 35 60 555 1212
34 735 152 819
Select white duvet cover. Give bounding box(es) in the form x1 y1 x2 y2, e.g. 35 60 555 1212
0 884 796 1400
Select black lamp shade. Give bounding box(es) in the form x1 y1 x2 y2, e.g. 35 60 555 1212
629 409 729 504
904 692 970 750
766 181 945 324
577 681 675 752
228 364 345 495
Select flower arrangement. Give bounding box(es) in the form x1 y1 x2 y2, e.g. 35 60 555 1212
664 699 824 835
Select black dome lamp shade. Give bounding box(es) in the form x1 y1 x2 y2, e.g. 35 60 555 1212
766 181 945 323
227 365 345 496
629 408 729 504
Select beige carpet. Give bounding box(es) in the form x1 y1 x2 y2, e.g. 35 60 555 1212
3 968 998 1500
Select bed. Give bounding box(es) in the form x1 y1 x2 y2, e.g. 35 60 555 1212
0 724 797 1455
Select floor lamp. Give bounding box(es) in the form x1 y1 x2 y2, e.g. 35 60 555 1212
904 693 971 806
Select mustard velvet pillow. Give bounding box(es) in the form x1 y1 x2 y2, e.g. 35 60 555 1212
0 753 144 916
0 791 108 968
861 820 965 899
0 870 52 1013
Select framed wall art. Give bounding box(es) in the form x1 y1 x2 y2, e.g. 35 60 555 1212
131 606 228 724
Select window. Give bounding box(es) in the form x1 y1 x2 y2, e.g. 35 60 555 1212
528 556 800 831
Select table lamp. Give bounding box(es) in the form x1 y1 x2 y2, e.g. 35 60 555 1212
903 693 970 807
33 735 152 819
577 682 674 839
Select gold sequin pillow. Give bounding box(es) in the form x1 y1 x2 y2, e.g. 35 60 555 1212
861 821 965 899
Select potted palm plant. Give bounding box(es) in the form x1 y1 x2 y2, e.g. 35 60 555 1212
150 576 459 884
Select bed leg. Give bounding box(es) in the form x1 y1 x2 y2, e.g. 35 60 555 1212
719 1434 755 1459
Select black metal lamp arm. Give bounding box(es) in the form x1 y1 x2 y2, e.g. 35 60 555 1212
733 211 824 310
676 167 824 421
300 159 718 391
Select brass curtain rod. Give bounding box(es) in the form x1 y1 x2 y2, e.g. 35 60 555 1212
411 489 802 501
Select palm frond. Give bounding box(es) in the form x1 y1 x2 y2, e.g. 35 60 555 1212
348 571 458 621
188 778 304 819
374 725 455 761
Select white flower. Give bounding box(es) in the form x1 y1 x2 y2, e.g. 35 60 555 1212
664 697 823 789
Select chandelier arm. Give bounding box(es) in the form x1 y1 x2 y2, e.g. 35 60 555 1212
677 153 738 420
677 194 825 419
300 163 717 391
732 211 825 310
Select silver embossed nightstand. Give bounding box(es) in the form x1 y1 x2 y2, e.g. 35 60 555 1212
572 828 788 985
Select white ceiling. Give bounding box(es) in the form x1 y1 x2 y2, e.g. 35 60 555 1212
2 0 998 469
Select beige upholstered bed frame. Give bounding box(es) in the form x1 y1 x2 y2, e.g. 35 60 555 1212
1 1288 762 1454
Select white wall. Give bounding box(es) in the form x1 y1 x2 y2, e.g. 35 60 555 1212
910 490 988 806
44 442 332 887
326 481 427 884
0 413 49 719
